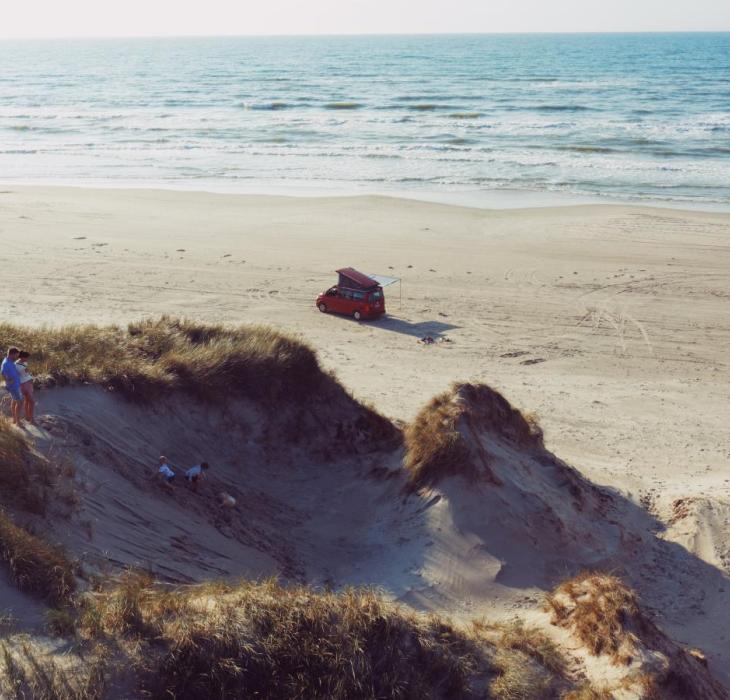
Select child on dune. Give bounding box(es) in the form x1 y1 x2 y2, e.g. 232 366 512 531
185 462 210 491
158 456 176 484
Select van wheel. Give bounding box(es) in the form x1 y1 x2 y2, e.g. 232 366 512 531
318 303 327 313
353 310 362 321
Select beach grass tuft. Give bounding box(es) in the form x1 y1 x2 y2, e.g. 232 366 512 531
0 317 328 404
0 511 75 606
403 382 542 490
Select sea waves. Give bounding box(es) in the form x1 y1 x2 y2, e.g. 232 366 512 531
0 33 729 205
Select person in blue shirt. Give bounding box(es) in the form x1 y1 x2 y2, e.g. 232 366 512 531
158 456 177 484
1 347 22 426
185 462 210 491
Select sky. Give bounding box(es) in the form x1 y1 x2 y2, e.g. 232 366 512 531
2 0 729 39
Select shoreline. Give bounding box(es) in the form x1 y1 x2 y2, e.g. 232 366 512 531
3 180 730 214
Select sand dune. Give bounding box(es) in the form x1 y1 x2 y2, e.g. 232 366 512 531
1 374 726 694
1 186 729 695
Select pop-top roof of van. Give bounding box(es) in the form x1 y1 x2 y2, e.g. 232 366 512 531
336 267 379 288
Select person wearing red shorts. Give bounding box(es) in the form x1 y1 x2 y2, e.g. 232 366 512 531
16 351 35 425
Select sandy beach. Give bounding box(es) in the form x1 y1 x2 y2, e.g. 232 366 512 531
2 185 730 692
2 185 728 493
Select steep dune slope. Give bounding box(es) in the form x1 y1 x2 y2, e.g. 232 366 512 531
1 320 729 696
403 384 622 593
29 383 405 587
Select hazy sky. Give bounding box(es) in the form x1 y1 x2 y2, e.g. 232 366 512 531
2 0 729 39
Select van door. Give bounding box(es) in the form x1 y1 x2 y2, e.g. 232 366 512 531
351 290 367 314
325 286 344 313
338 288 357 315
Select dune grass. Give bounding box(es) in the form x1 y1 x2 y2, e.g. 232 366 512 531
0 419 75 605
492 620 566 675
68 573 614 699
0 511 75 606
546 572 646 664
76 574 488 699
0 640 106 700
9 570 714 699
0 317 331 404
404 382 542 491
562 687 612 700
0 416 83 620
0 417 58 516
0 417 27 466
403 387 476 490
546 572 727 699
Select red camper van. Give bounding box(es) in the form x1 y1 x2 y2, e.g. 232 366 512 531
316 268 386 320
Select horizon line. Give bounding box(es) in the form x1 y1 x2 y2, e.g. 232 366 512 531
1 29 729 41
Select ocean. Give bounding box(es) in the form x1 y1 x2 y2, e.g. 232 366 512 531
1 33 729 207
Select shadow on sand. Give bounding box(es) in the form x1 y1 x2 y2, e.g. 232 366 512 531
404 446 730 689
369 316 459 339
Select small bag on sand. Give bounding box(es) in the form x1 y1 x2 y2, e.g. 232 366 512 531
218 491 236 509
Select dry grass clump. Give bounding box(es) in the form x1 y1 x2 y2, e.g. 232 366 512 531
0 418 54 514
0 511 76 606
26 574 718 700
0 317 330 404
561 686 612 700
546 572 646 664
0 418 75 606
0 640 106 700
77 577 490 699
548 573 728 700
76 576 623 699
494 621 566 675
453 383 543 448
0 417 27 466
489 648 558 700
404 382 543 490
471 620 569 700
403 388 475 490
78 571 186 639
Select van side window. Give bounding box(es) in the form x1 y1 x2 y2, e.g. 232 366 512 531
353 291 364 301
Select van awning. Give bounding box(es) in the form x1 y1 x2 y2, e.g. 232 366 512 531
367 274 400 287
368 273 402 308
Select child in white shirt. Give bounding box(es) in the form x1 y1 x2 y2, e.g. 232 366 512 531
158 456 176 483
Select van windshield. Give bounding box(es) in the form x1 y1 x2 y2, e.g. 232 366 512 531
369 290 383 301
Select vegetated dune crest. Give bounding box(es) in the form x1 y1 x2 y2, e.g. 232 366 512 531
0 318 728 696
